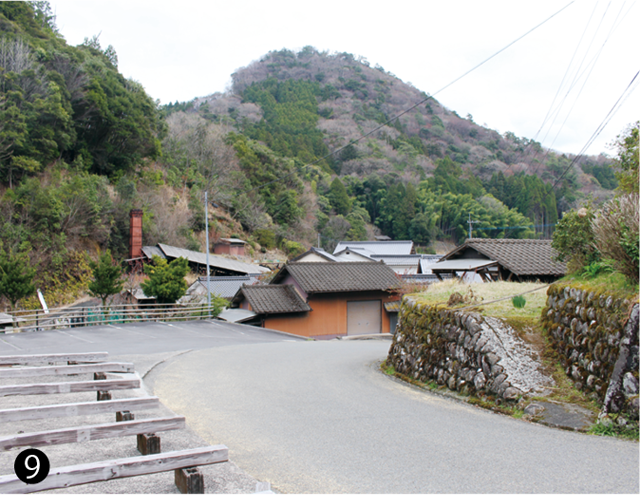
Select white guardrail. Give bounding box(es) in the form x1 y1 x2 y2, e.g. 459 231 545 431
0 303 218 333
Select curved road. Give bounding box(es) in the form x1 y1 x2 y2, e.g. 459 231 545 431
148 339 639 494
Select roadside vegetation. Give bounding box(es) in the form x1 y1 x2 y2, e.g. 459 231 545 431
392 125 639 437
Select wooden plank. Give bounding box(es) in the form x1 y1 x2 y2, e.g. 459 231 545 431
0 362 134 379
0 416 186 451
0 397 160 422
0 445 229 493
0 352 109 365
0 379 140 397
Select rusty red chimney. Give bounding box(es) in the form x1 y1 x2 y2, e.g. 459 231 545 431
129 209 143 259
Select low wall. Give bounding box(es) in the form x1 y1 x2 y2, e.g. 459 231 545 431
387 298 551 402
541 284 639 420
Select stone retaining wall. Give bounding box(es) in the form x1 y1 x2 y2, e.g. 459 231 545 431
541 284 639 420
387 297 551 402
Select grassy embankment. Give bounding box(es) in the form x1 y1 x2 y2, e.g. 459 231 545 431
386 281 591 419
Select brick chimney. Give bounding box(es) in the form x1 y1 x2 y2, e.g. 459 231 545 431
129 209 143 259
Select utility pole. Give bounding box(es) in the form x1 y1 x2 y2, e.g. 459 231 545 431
468 213 480 239
205 191 211 318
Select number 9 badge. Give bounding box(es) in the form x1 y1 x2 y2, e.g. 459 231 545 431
14 449 50 485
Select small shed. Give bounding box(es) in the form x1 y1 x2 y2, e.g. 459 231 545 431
180 275 262 303
214 238 247 257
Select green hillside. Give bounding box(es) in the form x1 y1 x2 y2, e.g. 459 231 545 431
0 2 623 308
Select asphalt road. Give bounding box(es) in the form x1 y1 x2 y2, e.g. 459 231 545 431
1 322 638 493
148 339 639 494
0 320 300 357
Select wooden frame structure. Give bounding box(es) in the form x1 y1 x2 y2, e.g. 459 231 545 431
0 352 227 493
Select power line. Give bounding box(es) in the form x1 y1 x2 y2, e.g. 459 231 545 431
242 1 575 196
547 69 640 194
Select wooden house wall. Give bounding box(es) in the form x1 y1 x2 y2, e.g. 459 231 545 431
260 291 399 339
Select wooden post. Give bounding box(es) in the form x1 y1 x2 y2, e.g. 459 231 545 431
94 371 111 400
116 410 135 422
175 467 204 494
137 433 161 455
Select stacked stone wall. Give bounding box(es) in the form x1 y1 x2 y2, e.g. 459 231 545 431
541 286 626 399
541 284 639 420
387 298 550 402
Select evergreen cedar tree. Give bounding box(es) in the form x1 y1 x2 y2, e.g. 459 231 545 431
141 256 189 305
88 250 124 307
0 249 36 312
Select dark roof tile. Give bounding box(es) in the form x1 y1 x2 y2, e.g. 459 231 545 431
444 239 565 276
277 262 400 293
238 285 311 314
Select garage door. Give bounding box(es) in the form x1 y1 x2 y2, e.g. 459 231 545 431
347 300 381 335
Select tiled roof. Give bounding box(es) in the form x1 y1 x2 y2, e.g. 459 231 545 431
238 285 311 314
332 241 414 256
276 262 400 294
443 239 566 276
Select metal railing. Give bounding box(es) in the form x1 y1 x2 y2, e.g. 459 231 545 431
1 302 218 333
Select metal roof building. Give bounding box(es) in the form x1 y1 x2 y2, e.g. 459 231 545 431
149 243 270 276
332 241 414 256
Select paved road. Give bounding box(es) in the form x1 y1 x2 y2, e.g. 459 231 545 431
0 320 300 357
148 339 639 494
1 323 638 493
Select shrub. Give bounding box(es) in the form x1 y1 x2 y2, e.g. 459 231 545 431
592 193 639 283
253 229 276 250
282 240 305 259
512 295 526 309
551 206 599 273
581 260 615 278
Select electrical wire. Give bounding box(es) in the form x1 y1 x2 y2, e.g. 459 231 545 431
547 69 639 194
545 2 632 151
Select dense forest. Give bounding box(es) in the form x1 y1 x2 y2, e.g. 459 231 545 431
0 2 622 307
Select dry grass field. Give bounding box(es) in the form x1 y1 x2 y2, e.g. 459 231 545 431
410 280 550 319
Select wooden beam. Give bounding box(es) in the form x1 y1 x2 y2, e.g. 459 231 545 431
0 379 140 397
0 416 185 451
0 362 134 379
0 445 229 493
0 397 159 422
0 353 109 365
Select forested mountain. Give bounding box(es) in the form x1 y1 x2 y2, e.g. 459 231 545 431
0 2 620 307
168 47 615 249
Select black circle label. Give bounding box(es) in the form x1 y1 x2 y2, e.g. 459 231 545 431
14 449 50 484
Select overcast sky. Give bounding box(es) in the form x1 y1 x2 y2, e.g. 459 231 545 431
51 0 638 157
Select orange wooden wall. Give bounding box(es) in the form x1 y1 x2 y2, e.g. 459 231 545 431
261 291 399 339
